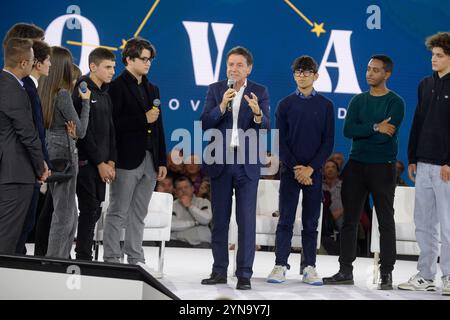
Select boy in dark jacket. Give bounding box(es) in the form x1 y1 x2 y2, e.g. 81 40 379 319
400 32 450 295
73 47 117 260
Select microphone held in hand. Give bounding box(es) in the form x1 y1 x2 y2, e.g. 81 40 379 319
226 78 236 112
79 81 88 94
152 98 161 110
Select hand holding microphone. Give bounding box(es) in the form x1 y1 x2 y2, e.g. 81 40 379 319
220 78 236 113
146 98 161 124
78 81 91 100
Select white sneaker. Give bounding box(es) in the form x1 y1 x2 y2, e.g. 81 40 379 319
267 265 287 283
398 273 436 291
442 276 450 296
302 266 323 286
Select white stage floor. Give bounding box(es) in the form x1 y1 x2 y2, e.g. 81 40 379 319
23 244 447 300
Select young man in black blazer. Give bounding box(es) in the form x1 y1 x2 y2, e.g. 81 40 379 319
103 37 167 265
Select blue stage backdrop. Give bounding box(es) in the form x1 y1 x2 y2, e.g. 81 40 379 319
1 0 449 183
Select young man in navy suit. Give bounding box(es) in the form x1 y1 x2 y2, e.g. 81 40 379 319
200 46 270 290
16 40 52 254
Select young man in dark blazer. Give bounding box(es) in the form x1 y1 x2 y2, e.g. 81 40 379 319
73 48 117 261
0 38 48 254
103 37 167 265
200 46 270 290
15 40 52 254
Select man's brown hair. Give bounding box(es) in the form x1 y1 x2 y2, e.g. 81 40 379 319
425 32 450 55
3 23 44 47
3 37 33 68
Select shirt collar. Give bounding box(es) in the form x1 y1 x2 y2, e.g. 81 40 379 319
3 69 24 87
295 88 317 99
29 74 39 88
124 69 146 85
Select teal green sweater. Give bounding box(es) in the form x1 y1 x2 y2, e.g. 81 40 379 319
344 91 405 163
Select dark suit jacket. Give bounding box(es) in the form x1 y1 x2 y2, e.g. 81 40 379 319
22 76 50 165
200 79 270 180
109 70 167 170
0 71 44 184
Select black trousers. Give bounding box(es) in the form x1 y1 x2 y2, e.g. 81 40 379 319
75 163 105 260
339 160 396 275
34 189 53 256
0 184 34 254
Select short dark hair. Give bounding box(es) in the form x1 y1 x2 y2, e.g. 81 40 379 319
4 38 33 67
226 46 253 66
371 54 394 73
291 55 318 73
89 47 116 67
426 32 450 56
121 37 156 66
32 40 50 64
174 176 193 188
325 159 340 172
3 23 44 47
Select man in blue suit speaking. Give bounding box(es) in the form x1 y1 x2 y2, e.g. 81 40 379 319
200 46 270 290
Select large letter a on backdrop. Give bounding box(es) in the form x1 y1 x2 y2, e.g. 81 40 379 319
183 21 233 86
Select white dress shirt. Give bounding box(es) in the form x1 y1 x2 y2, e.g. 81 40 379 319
230 79 247 148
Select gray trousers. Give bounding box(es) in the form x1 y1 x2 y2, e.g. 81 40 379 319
0 184 34 254
46 154 79 259
415 162 450 279
103 151 157 264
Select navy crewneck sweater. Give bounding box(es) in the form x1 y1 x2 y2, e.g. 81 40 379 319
276 92 335 171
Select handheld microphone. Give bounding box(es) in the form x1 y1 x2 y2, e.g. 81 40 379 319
79 81 88 94
226 78 236 112
152 98 161 110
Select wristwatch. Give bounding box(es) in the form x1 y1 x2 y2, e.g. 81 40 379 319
373 123 380 132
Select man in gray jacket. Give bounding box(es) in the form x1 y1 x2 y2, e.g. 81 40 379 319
0 38 48 254
171 176 212 247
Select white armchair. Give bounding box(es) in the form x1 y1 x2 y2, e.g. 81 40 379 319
93 185 173 277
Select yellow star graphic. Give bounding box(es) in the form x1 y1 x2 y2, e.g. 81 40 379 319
119 39 128 50
311 22 326 37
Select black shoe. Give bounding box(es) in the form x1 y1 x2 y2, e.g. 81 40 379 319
323 271 354 285
201 272 227 285
378 273 393 290
236 277 251 290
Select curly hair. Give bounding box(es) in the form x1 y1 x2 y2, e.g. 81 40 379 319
425 32 450 56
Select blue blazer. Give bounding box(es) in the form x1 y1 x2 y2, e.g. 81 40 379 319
22 76 50 165
200 79 270 180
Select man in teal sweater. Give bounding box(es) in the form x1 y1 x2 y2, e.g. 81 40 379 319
323 54 405 290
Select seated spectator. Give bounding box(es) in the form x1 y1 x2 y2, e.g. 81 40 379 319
169 176 212 248
321 160 343 255
156 174 174 196
197 177 211 201
395 160 408 186
322 160 344 231
167 148 185 180
183 154 204 194
329 152 345 177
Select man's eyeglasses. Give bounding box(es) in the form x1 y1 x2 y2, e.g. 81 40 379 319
135 56 154 64
294 69 315 77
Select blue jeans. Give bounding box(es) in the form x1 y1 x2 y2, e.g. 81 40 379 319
415 162 450 279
